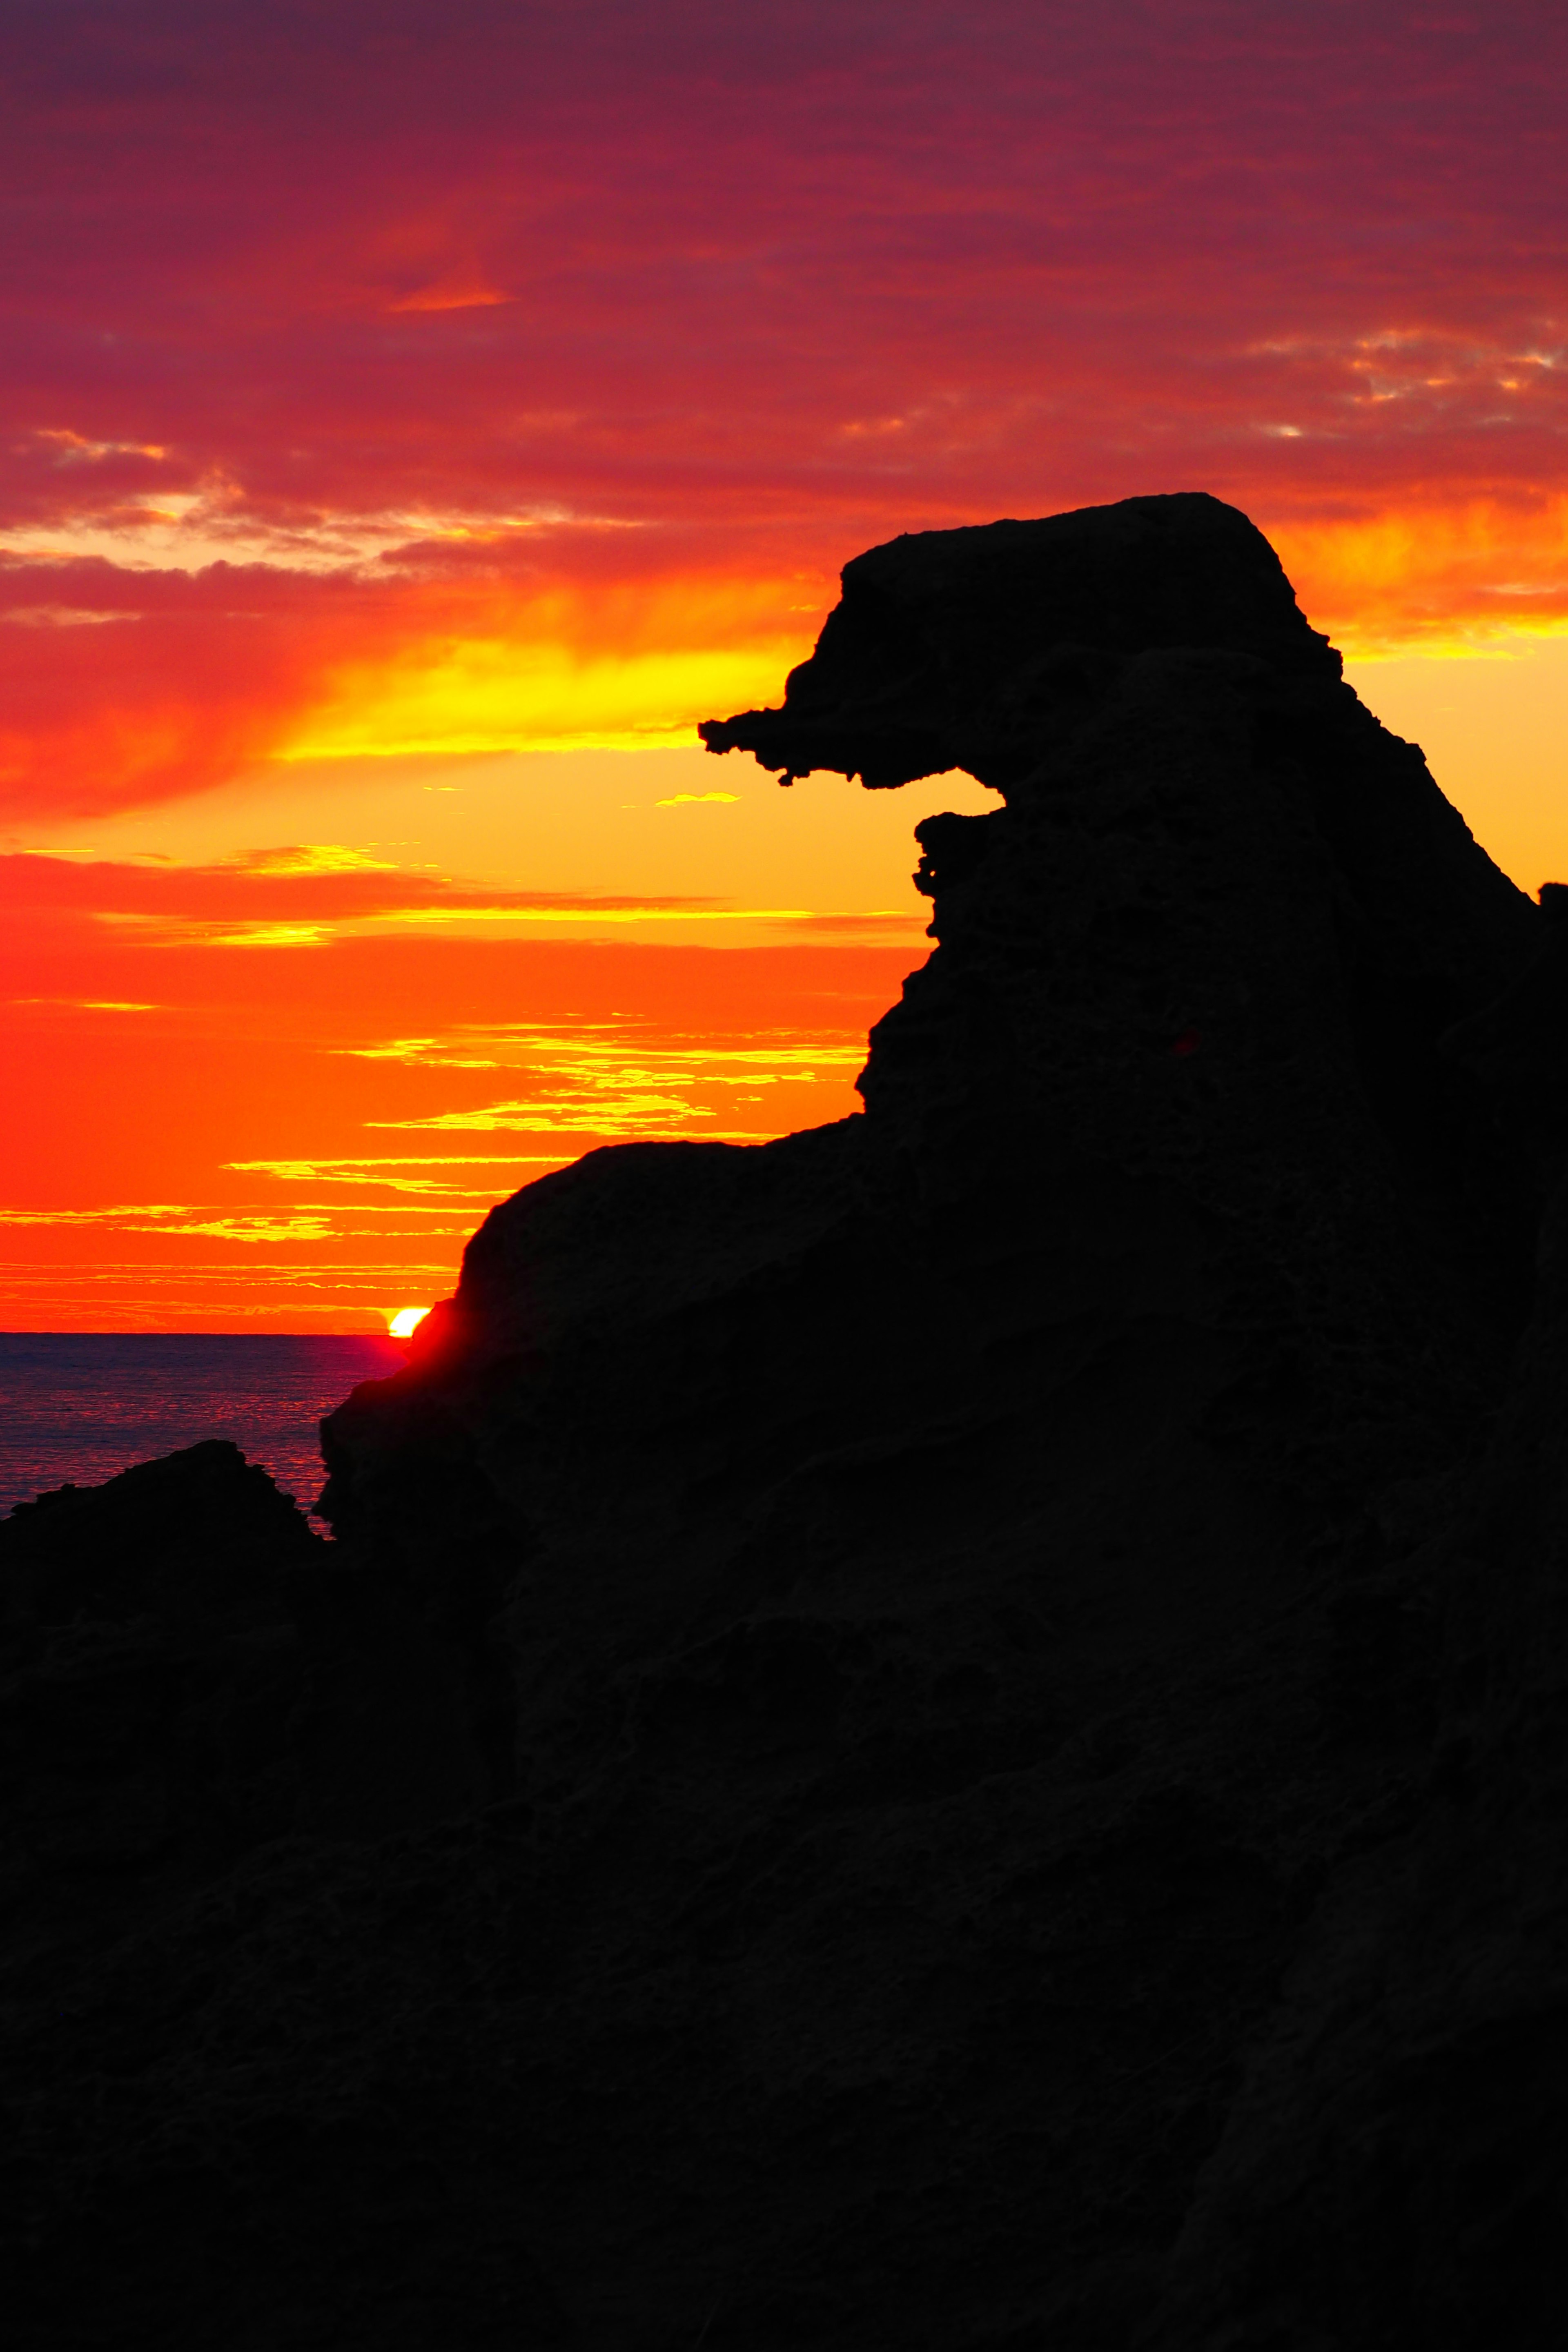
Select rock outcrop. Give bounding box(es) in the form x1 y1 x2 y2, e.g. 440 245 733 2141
7 493 1568 2348
0 1439 497 1963
0 1443 321 1958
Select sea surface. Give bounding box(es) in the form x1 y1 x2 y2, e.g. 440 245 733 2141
0 1334 406 1521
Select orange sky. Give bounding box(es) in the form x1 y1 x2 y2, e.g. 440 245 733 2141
4 2 1568 1328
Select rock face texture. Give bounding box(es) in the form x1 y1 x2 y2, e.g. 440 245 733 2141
8 493 1568 2348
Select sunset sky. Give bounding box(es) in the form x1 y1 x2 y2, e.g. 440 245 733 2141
4 0 1568 1329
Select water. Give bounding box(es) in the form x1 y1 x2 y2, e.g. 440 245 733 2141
0 1334 406 1520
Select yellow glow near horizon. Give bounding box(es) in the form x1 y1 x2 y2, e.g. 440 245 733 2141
388 1305 431 1337
272 573 826 765
280 639 811 761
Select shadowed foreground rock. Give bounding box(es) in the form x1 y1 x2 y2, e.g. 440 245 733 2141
8 494 1568 2348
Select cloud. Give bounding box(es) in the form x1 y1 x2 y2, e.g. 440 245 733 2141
0 848 717 930
0 908 926 1332
386 282 510 314
0 1205 339 1241
0 849 931 951
367 1098 736 1136
0 4 1566 818
241 844 403 875
0 1203 198 1225
11 0 1568 1335
1272 493 1568 655
2 604 131 627
229 1155 561 1196
33 429 169 464
353 1015 869 1139
0 558 822 815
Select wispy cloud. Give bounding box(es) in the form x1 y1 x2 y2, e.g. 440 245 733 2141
242 844 403 876
351 1016 868 1139
0 1205 337 1241
0 1204 198 1225
229 1155 557 1196
9 996 160 1011
0 848 923 949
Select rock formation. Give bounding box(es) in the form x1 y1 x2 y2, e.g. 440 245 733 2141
7 493 1568 2348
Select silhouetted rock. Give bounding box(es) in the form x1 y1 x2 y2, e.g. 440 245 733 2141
0 1443 317 1952
0 1439 492 1987
7 494 1567 2348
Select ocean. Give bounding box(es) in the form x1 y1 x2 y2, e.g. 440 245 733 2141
0 1333 406 1522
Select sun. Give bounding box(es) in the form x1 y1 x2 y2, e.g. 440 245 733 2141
387 1305 430 1339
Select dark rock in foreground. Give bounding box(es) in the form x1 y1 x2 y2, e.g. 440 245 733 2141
7 494 1568 2348
0 1439 496 1971
1 1444 317 1953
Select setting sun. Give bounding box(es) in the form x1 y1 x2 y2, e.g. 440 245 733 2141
387 1306 430 1339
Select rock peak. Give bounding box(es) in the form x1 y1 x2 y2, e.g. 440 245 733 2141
700 490 1340 791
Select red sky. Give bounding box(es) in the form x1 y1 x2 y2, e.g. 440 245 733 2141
4 0 1568 1327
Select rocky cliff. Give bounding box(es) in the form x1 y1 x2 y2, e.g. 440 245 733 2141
7 492 1568 2348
